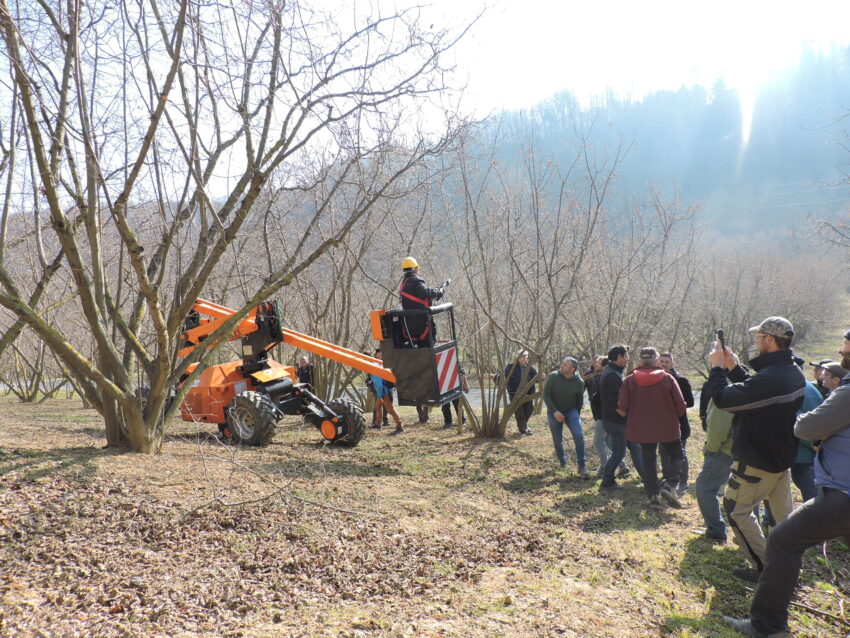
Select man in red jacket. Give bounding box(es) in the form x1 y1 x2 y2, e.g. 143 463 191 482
618 347 687 509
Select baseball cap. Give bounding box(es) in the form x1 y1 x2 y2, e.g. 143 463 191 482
638 347 658 360
748 316 794 339
809 358 832 369
822 362 847 379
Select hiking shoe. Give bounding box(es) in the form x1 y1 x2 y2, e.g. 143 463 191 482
616 467 631 479
660 486 684 509
691 527 727 542
389 427 405 436
732 566 761 583
722 616 789 637
369 422 382 430
648 494 662 510
599 482 623 491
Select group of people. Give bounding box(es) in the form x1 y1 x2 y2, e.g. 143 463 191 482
301 254 850 636
505 317 850 638
503 344 694 508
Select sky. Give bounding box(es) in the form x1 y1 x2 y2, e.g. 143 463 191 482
424 0 850 118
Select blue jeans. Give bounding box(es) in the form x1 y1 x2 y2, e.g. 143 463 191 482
593 419 626 474
694 450 733 538
547 409 586 469
790 463 817 502
601 421 645 485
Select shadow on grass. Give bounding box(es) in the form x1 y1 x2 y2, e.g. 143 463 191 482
47 425 105 439
0 445 120 483
502 471 553 493
556 483 684 532
659 535 755 637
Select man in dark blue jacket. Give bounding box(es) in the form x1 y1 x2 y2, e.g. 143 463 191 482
598 345 645 489
399 256 443 345
659 352 694 493
703 316 805 583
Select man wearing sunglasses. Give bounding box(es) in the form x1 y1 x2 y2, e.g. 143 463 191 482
702 317 806 585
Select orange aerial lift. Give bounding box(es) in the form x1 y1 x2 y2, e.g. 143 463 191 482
177 298 464 447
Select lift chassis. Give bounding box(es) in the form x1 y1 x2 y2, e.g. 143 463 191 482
178 299 394 446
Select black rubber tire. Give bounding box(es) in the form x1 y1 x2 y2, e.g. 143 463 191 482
226 391 277 446
328 397 366 447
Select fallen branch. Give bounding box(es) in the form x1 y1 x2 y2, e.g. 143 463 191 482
743 586 849 628
176 418 373 522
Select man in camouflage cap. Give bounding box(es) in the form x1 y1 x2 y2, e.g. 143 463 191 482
702 316 806 584
809 358 834 398
820 361 846 395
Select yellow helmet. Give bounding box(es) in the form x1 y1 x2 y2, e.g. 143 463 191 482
401 256 419 270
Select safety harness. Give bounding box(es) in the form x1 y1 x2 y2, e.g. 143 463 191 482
399 278 431 341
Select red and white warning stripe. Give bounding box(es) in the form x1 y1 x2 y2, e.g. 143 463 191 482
435 347 460 396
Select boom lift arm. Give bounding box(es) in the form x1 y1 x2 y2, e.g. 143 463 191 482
179 299 395 381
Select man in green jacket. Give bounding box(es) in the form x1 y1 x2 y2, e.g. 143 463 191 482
543 357 588 476
694 398 734 541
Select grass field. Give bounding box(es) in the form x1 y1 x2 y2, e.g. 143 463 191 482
0 397 847 637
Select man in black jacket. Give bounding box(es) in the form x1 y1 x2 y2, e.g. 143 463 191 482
399 256 443 345
659 352 694 493
598 345 645 490
501 350 540 435
703 316 806 583
295 354 315 386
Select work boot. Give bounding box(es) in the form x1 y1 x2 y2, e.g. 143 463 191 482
599 482 623 491
691 527 727 542
389 426 405 436
660 485 683 509
731 566 761 583
722 616 789 637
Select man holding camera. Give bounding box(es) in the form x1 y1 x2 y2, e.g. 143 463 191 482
703 317 806 583
724 328 850 637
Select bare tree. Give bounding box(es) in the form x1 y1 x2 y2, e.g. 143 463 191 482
444 109 625 437
0 0 469 452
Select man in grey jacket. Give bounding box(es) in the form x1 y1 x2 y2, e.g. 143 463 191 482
724 330 850 638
